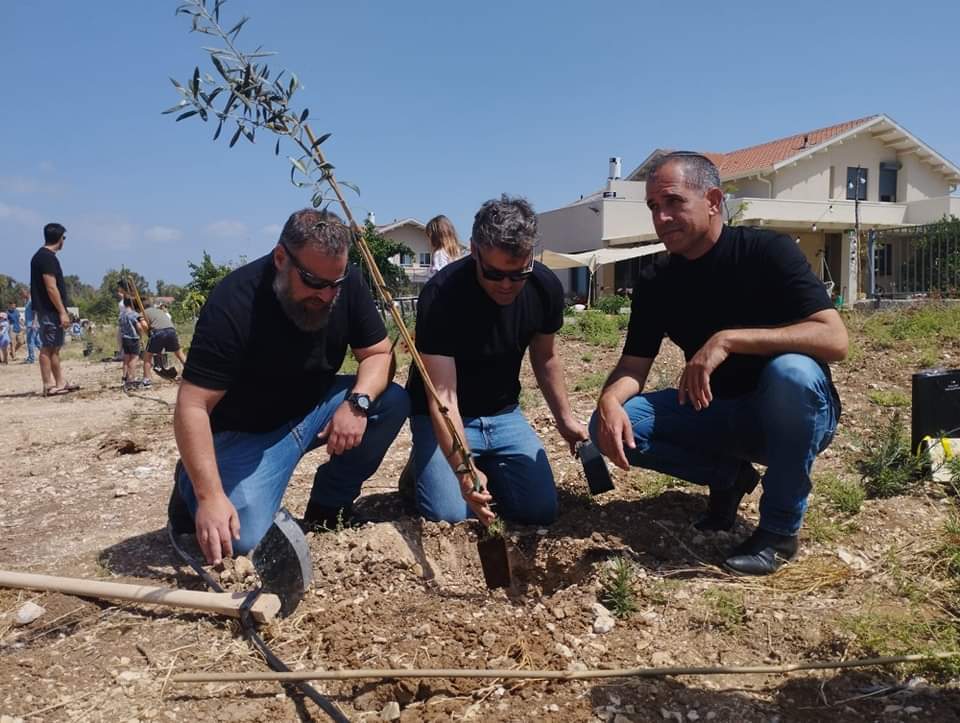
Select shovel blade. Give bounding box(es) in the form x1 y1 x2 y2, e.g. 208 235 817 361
579 441 614 495
477 537 511 589
251 508 313 617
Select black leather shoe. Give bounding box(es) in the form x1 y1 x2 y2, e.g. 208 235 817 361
694 463 760 532
301 500 365 532
167 465 195 535
723 528 799 576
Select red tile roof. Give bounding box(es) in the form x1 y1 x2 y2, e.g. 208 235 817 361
712 115 879 178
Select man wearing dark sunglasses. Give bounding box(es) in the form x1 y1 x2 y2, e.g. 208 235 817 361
407 195 588 527
168 208 409 565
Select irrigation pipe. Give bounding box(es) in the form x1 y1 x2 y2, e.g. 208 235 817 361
173 651 960 685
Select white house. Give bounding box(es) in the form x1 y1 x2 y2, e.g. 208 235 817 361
376 218 433 289
538 114 960 305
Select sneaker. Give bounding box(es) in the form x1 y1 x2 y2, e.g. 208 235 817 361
140 379 152 388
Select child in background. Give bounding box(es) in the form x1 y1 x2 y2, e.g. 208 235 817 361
118 297 146 389
0 312 9 364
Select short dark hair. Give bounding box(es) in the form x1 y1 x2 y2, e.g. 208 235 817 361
471 194 538 258
278 208 352 255
122 297 134 308
647 152 721 193
43 223 66 246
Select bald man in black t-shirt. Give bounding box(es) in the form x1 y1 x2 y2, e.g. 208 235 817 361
591 153 848 576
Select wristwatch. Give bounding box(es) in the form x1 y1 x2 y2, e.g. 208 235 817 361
346 392 371 416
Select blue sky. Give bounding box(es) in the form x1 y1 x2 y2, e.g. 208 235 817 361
2 0 958 288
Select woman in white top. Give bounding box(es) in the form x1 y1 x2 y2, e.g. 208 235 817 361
425 214 463 279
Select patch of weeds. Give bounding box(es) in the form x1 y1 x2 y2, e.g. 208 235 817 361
918 344 940 369
557 317 579 337
804 506 844 544
939 514 960 577
338 354 359 374
702 589 746 631
632 472 686 498
814 473 865 516
840 607 960 681
574 371 607 392
857 411 927 498
518 388 537 412
643 579 680 606
578 311 621 348
600 556 638 618
581 352 594 363
486 518 506 539
573 491 598 509
867 389 910 408
593 294 631 315
616 314 631 331
842 337 863 365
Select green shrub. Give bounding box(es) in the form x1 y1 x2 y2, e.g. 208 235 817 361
593 294 630 315
814 474 866 516
578 311 621 347
600 557 638 618
857 412 927 498
867 389 910 408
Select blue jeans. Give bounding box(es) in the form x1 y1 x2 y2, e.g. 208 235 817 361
26 328 39 362
411 406 557 525
588 354 839 536
176 376 409 554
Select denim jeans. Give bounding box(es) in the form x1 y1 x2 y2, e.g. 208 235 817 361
25 328 39 362
411 405 557 525
588 354 839 536
176 376 409 554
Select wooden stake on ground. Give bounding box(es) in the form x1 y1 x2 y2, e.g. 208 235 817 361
0 570 281 624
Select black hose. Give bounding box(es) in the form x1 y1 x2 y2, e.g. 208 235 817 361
167 524 350 722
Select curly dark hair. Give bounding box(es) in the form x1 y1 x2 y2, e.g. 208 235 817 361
471 194 538 258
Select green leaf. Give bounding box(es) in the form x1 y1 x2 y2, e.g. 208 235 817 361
229 125 242 148
211 54 230 81
274 138 280 156
341 181 361 196
311 132 331 148
161 100 189 114
299 108 309 123
191 66 200 97
176 110 199 122
288 156 308 175
213 119 223 141
170 77 185 91
227 16 249 38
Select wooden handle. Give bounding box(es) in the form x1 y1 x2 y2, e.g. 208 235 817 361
0 570 280 623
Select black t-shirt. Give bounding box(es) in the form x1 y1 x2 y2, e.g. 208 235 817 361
29 247 66 316
407 256 564 417
183 254 387 433
624 225 834 399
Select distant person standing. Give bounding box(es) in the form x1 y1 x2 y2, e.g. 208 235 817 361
29 223 79 396
23 293 39 364
425 215 464 280
119 297 146 390
0 312 9 365
5 303 22 360
141 298 187 387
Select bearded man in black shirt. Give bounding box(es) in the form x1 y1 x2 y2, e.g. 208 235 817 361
591 153 848 575
169 209 409 565
408 195 588 526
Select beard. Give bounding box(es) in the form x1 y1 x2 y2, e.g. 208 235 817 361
273 270 338 332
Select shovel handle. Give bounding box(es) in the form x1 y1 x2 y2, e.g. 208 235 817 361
0 570 280 623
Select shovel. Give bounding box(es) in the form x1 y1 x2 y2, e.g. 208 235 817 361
577 440 614 495
0 570 282 623
168 478 313 617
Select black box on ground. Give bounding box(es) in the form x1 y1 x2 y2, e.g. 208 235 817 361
911 368 960 453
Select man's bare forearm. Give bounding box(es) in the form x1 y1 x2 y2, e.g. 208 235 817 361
599 362 649 407
352 350 391 399
715 314 848 363
531 349 577 426
173 403 224 502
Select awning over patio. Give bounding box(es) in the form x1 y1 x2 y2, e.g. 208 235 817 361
540 243 666 271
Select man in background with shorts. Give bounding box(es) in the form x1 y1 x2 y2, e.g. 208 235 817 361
142 298 186 386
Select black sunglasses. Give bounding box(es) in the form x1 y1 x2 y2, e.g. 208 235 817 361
279 241 347 290
475 252 535 282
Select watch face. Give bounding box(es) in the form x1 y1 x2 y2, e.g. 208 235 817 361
352 393 370 411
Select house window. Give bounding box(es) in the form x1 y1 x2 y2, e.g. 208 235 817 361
419 252 431 266
846 167 868 201
879 162 898 203
399 253 414 267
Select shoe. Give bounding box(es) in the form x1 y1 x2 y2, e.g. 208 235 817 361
723 528 799 576
694 463 760 532
168 465 195 535
140 379 152 388
301 500 366 532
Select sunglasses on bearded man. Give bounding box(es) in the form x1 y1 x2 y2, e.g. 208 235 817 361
279 240 348 290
